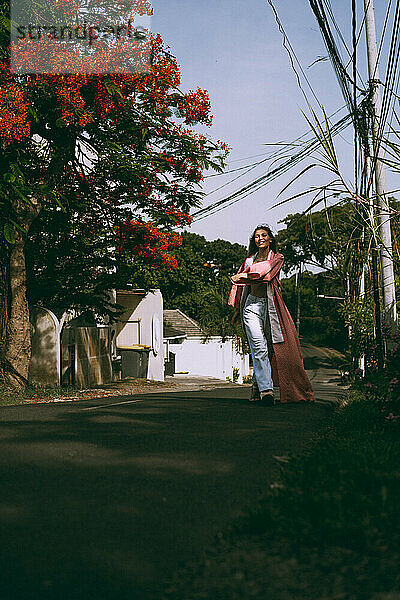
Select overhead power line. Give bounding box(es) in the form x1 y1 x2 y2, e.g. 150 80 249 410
267 0 324 110
375 0 400 152
192 111 353 222
193 1 397 226
203 102 349 191
309 0 357 113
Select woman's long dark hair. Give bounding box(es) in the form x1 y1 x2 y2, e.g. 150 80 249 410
247 224 277 257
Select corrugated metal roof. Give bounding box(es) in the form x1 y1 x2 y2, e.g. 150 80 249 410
163 309 204 338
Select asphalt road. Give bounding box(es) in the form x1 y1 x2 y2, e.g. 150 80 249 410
0 387 333 600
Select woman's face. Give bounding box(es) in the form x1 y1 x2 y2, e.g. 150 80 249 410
254 229 271 249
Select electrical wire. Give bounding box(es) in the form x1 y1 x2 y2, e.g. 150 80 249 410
387 58 400 134
192 112 353 222
203 102 349 200
378 0 400 136
199 0 332 215
203 161 271 179
373 0 394 79
205 160 271 196
267 0 324 110
227 152 273 164
324 0 365 87
193 2 398 226
309 0 355 112
324 0 352 57
372 0 400 169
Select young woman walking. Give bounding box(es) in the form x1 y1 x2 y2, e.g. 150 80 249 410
229 224 315 405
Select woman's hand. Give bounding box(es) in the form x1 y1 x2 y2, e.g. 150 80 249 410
231 272 260 284
230 273 242 283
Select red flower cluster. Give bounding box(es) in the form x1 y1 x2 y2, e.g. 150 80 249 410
0 79 30 142
217 139 230 158
134 34 181 116
117 220 182 269
3 25 219 152
0 64 30 143
178 87 212 126
130 0 153 16
55 75 94 126
2 20 229 258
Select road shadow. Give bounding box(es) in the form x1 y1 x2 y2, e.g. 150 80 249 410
0 395 330 600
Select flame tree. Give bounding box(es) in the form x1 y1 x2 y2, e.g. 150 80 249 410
0 0 228 386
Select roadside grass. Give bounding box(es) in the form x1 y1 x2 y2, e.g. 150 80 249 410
160 392 400 599
0 381 137 406
0 383 82 406
240 393 400 550
0 377 167 407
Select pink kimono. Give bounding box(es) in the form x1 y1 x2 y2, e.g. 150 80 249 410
228 251 315 404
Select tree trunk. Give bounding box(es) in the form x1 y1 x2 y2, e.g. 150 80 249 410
4 229 31 386
1 199 40 388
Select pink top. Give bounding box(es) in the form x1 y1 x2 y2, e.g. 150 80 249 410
228 253 284 308
235 253 284 284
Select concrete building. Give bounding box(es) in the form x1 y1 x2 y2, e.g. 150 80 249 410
115 289 164 382
29 288 165 388
29 307 112 388
29 293 246 388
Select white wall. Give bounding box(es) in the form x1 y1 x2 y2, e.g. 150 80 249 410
116 290 164 382
169 336 249 383
30 307 61 386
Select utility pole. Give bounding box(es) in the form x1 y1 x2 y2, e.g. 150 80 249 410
295 262 302 333
365 154 384 369
364 0 398 344
359 264 366 375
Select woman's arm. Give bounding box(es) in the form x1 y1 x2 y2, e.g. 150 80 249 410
228 260 249 308
236 254 284 283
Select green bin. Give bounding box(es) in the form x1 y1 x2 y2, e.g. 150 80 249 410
118 347 150 378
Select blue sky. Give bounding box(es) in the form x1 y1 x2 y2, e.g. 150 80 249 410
150 1 394 246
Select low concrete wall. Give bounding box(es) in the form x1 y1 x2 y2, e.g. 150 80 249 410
169 337 249 383
30 307 61 386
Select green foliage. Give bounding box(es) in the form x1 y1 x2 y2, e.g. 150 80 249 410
196 278 239 341
275 198 400 356
277 201 349 349
276 201 362 273
281 271 347 350
127 231 247 338
25 203 124 320
340 297 375 360
353 331 400 423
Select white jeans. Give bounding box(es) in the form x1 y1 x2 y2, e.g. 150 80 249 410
243 294 273 392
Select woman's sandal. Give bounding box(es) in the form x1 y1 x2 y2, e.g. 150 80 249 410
260 390 276 406
249 382 261 402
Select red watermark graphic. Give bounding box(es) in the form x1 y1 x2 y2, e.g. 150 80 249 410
10 0 153 74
